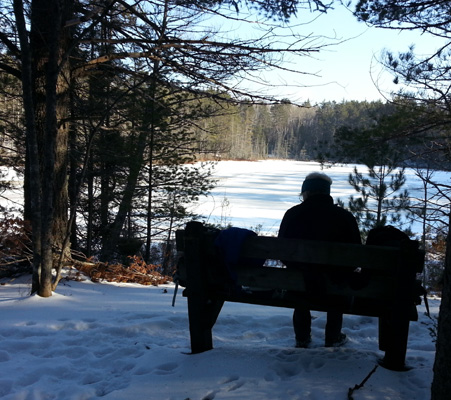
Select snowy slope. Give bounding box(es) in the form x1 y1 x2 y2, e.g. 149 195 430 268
0 274 438 400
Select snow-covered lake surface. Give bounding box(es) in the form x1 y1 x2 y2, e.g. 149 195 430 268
2 160 449 237
0 275 439 400
192 160 450 236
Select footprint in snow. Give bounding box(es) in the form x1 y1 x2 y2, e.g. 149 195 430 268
201 390 217 400
274 348 298 362
154 361 178 375
0 380 12 397
133 364 154 376
219 375 239 384
219 375 245 392
226 380 245 392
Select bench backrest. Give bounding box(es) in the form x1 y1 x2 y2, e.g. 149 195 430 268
176 222 424 317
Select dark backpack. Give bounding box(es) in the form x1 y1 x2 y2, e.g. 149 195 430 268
350 226 413 290
366 225 411 247
366 225 428 313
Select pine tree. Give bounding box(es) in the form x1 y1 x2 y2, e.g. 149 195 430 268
348 165 411 236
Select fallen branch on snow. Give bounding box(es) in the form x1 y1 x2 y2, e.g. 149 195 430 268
348 365 378 400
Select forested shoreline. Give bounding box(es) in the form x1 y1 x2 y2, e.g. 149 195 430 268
193 99 451 171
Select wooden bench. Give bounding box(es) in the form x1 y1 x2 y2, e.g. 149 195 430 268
175 221 425 371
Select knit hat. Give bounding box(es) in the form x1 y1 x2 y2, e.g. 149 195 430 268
301 172 332 195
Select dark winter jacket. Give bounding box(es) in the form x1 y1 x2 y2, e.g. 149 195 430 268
279 194 361 244
278 193 361 292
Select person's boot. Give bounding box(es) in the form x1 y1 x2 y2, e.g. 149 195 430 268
325 333 347 348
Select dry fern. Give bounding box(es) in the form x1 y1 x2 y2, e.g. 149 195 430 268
73 256 171 286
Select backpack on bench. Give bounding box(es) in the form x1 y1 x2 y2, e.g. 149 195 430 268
366 225 428 313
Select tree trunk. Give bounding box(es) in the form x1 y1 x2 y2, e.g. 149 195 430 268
431 210 451 400
13 0 42 294
100 130 147 261
33 0 60 297
68 75 78 252
17 0 72 296
86 152 94 257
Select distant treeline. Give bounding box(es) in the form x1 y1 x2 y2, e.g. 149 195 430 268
194 98 450 170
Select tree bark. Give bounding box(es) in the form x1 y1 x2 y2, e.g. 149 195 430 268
431 210 451 400
13 0 42 294
33 0 60 297
16 0 72 296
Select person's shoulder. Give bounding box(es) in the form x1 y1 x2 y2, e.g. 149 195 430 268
285 202 303 213
281 203 305 220
333 204 357 219
334 204 350 212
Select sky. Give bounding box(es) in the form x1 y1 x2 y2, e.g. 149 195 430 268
215 3 441 104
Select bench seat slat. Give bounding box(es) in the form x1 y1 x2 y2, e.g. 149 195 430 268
233 266 399 300
207 291 418 320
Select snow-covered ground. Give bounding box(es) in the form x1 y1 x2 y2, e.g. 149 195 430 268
0 159 446 399
0 274 439 400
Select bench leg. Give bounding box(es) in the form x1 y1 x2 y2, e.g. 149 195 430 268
378 316 410 371
188 295 224 354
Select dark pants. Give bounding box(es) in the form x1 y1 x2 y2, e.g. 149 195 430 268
292 268 346 344
293 306 343 344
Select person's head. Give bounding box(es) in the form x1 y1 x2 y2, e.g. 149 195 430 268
301 172 332 200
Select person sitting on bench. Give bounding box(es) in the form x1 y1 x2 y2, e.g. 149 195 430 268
278 172 361 348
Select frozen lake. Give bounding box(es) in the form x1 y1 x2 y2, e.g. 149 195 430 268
191 160 450 237
2 160 449 238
